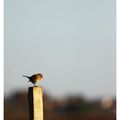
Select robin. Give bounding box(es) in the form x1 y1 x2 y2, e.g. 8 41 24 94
23 73 43 86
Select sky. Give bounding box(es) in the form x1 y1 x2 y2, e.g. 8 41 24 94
4 0 116 98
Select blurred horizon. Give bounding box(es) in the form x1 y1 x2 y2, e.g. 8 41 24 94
4 86 116 99
5 0 116 98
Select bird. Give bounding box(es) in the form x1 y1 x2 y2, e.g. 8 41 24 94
23 73 43 86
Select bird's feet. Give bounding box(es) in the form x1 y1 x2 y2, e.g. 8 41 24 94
34 84 37 87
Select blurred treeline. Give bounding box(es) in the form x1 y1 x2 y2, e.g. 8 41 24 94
4 91 116 120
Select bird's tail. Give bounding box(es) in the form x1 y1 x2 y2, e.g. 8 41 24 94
22 75 30 82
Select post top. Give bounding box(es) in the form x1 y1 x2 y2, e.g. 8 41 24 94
28 86 42 89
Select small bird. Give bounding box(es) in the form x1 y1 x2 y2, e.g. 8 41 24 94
23 73 43 86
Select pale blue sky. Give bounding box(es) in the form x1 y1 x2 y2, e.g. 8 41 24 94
5 0 116 98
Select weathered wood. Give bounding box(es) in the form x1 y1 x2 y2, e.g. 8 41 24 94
28 87 43 120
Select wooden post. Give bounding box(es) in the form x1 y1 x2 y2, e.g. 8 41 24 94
28 86 43 120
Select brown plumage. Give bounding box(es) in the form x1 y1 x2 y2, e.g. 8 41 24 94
23 73 43 86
